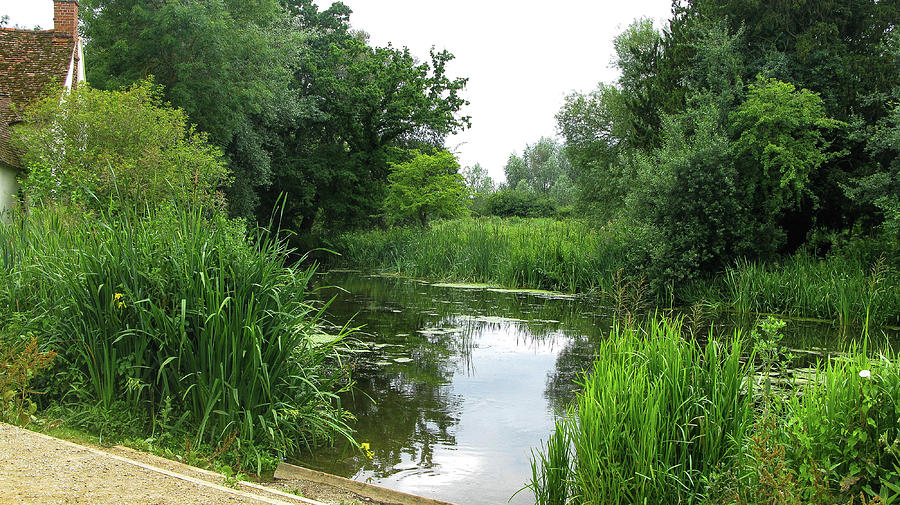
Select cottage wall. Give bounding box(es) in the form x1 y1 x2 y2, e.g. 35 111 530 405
0 164 17 220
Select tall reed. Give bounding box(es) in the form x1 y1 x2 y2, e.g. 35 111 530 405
334 217 629 293
0 206 353 460
528 317 753 505
720 248 899 327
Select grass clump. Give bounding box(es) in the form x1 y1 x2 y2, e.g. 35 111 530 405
334 216 628 293
530 316 900 504
527 317 753 504
716 243 900 327
0 205 353 470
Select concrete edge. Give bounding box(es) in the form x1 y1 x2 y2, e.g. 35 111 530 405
111 445 328 505
275 462 458 505
1 424 320 505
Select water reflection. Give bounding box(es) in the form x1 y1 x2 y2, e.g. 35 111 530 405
296 272 892 505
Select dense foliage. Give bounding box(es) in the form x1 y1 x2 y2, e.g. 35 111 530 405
528 317 752 504
336 217 900 326
529 317 900 505
0 207 353 468
82 0 298 217
82 0 470 227
557 1 900 284
12 81 230 213
382 150 468 226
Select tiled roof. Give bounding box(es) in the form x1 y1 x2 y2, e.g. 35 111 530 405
0 28 76 167
0 101 16 168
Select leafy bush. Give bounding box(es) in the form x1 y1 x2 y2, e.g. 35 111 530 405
0 336 56 426
382 150 468 226
12 80 231 214
782 348 900 501
483 189 557 218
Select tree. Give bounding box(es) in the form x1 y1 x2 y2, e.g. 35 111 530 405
626 103 742 287
461 163 495 215
556 84 632 217
82 0 300 217
262 2 470 232
845 103 900 238
382 151 467 227
461 163 495 195
503 138 571 196
12 81 230 213
730 76 845 254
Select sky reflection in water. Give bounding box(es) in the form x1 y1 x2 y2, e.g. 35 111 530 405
298 272 871 504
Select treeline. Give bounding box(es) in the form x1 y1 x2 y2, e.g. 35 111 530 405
550 0 900 287
81 0 469 230
463 137 577 218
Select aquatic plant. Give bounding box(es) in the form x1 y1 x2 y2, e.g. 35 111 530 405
718 246 899 327
781 343 900 501
528 317 753 504
0 206 353 466
334 216 629 294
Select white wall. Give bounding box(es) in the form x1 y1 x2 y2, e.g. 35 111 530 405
0 164 19 219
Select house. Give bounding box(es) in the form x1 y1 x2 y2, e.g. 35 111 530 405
0 0 85 215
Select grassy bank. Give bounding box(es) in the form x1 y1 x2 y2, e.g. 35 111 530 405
712 245 900 327
333 217 628 293
334 217 900 327
527 317 900 504
0 206 353 471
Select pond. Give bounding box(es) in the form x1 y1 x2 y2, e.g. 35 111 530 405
295 271 875 505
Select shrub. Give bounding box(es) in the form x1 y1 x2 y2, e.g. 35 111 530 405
782 347 900 501
12 80 231 214
0 336 56 426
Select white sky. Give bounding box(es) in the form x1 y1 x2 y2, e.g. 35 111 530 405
1 0 674 182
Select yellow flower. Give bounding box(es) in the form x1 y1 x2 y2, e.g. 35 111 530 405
360 442 374 459
114 293 126 309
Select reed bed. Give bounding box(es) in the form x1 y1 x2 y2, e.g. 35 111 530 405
335 217 628 293
338 217 900 327
0 206 352 464
527 317 753 505
719 248 900 327
527 317 900 504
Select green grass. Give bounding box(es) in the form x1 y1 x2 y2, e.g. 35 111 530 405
527 317 753 505
0 206 354 470
528 317 900 505
709 244 900 327
333 216 628 293
336 217 900 327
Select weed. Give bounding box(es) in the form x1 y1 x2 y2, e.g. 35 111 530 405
0 206 355 468
0 336 56 426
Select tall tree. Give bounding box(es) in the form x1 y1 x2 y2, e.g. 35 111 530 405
82 0 301 217
263 1 469 231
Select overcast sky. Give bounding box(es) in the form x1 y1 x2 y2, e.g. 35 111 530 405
1 0 674 182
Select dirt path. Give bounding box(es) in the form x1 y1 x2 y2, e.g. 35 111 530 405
0 422 376 505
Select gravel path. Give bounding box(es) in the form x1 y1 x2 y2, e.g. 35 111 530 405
0 422 331 505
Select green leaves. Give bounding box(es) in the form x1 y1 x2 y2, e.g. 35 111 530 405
382 150 468 227
731 76 844 203
82 0 301 216
12 81 231 215
0 206 354 458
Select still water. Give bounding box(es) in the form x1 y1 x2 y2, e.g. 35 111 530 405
297 271 861 505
